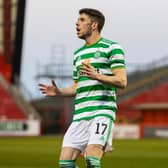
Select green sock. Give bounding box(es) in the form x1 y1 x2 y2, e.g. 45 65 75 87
85 156 101 168
59 160 78 168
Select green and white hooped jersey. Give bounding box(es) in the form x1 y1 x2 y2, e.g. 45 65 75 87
73 37 126 122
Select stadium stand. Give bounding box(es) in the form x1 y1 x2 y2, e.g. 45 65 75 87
116 58 168 125
0 55 11 82
117 61 168 102
0 74 26 119
0 0 40 121
0 73 41 120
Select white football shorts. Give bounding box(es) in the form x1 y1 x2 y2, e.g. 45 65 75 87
62 116 114 152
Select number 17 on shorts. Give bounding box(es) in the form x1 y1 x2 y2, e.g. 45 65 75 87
88 116 114 148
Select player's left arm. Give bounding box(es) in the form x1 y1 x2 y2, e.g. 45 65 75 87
81 62 127 89
96 67 127 89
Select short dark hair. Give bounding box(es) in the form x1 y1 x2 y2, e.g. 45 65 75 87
79 8 105 33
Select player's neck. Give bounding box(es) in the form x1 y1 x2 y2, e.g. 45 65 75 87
85 33 101 46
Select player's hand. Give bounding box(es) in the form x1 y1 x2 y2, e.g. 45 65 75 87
38 80 61 96
81 62 99 80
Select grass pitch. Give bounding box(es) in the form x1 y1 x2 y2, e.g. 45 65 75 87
0 136 168 168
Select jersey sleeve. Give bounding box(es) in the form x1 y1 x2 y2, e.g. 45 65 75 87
108 43 126 69
73 58 78 80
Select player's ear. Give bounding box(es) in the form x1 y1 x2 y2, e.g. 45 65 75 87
92 22 98 31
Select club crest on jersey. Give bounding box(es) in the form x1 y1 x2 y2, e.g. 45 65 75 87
94 50 101 58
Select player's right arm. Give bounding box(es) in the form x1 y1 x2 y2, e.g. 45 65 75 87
38 80 77 97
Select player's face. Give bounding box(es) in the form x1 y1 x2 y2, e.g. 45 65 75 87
76 13 93 39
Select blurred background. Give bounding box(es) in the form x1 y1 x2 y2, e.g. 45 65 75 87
0 0 168 167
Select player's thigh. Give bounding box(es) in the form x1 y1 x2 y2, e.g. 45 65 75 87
59 147 81 160
85 144 104 158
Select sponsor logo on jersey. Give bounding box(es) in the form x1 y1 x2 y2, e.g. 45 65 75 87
78 68 100 77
